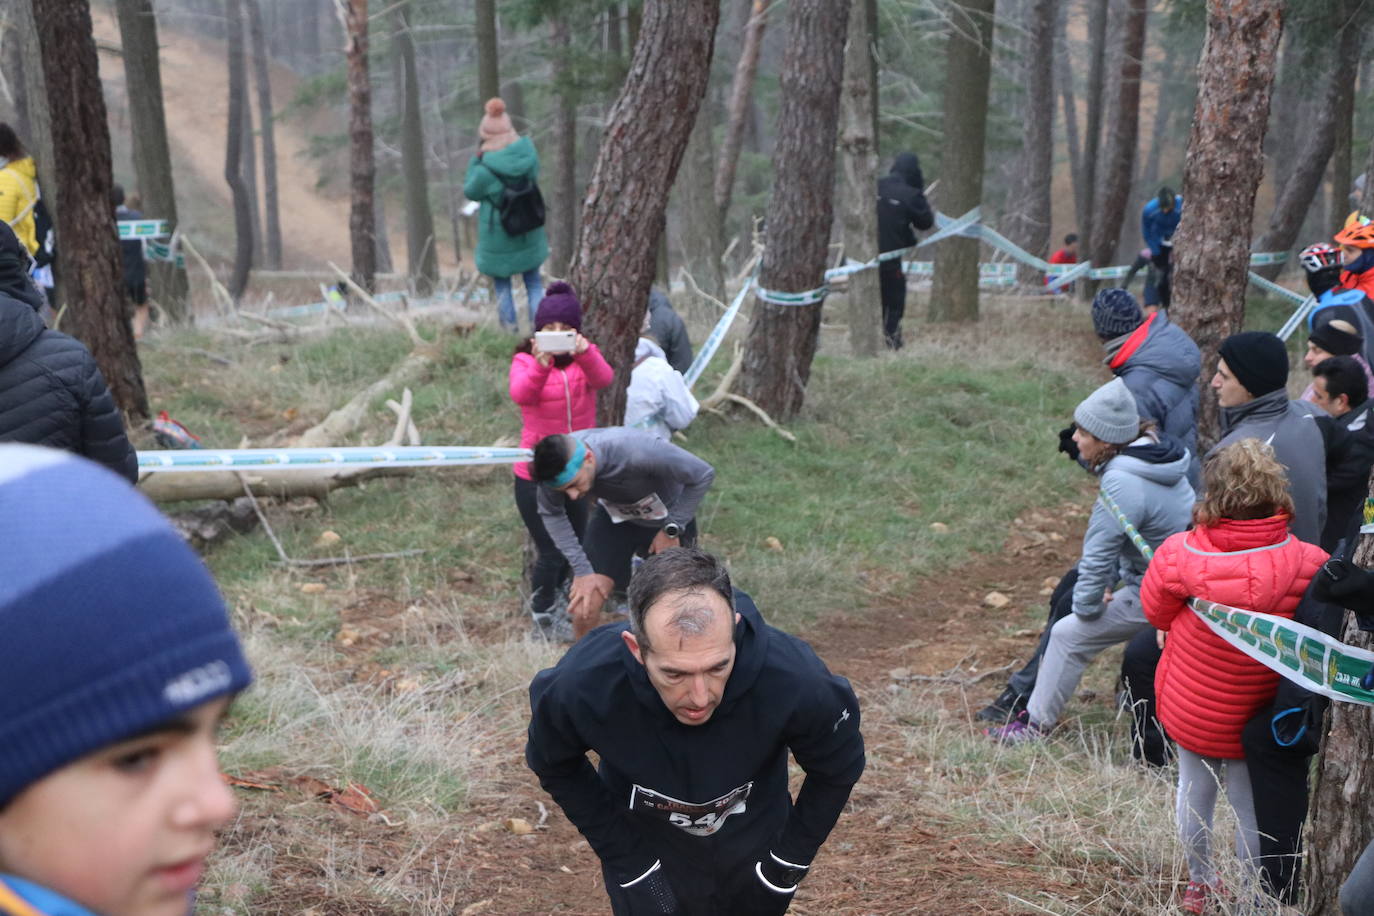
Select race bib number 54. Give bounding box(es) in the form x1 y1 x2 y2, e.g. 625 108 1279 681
629 782 753 837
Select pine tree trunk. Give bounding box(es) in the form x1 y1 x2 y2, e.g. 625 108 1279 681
737 0 851 417
1170 0 1283 452
240 64 261 264
568 0 719 425
547 11 577 278
1007 0 1056 286
114 0 189 321
675 103 724 303
224 0 253 301
31 0 149 420
714 0 770 229
1076 0 1109 257
14 0 52 215
393 0 436 294
1254 0 1363 276
474 0 499 104
1330 63 1356 234
839 0 880 357
3 5 31 148
1141 42 1180 191
1309 504 1374 911
245 0 282 270
343 0 376 292
928 0 994 323
1056 7 1080 234
1088 0 1147 270
373 192 393 274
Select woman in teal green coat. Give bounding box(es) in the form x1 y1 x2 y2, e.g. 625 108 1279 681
464 98 548 332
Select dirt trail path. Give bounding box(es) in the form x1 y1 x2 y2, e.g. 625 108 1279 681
455 503 1092 916
92 8 352 267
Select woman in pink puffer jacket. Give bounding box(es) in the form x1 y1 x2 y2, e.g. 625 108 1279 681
1142 438 1327 914
510 282 614 630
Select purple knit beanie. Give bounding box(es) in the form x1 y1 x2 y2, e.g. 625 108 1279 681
534 281 582 331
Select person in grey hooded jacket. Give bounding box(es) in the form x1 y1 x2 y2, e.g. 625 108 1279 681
1210 331 1326 545
1090 288 1201 486
534 427 716 641
987 378 1194 743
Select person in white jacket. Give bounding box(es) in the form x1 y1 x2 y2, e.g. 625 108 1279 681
625 336 699 441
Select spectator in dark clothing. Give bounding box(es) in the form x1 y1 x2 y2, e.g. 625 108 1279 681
647 287 694 374
1311 356 1374 551
0 223 137 482
112 183 150 339
876 152 934 350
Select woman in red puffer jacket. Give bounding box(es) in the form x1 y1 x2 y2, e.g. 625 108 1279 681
1142 438 1327 914
509 282 613 634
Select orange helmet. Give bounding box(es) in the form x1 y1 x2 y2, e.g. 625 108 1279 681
1335 212 1374 249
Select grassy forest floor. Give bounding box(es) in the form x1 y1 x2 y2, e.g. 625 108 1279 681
143 289 1303 915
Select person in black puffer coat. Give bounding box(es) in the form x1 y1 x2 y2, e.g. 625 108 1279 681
0 223 138 482
876 152 934 350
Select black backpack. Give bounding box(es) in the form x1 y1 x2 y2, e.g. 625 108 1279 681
482 163 545 236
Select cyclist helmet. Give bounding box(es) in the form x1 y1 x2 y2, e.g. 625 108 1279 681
1300 243 1342 273
1334 211 1374 249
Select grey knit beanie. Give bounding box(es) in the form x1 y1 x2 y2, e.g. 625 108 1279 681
1073 378 1139 444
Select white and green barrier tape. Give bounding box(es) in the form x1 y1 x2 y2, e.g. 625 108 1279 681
138 445 532 474
685 277 754 390
118 219 170 240
1099 487 1374 705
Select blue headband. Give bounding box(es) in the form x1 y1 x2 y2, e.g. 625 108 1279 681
545 439 587 488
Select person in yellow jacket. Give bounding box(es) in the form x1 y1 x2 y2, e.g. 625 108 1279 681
0 124 39 256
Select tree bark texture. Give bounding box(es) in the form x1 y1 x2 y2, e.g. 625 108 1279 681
31 0 149 420
1170 0 1283 452
2 2 32 147
1309 501 1374 913
1330 56 1356 234
114 0 189 320
928 0 994 323
474 0 499 105
239 59 261 264
1007 0 1056 286
547 11 577 278
343 0 376 292
714 0 771 229
568 0 719 425
1088 0 1147 270
223 0 252 301
14 0 52 216
839 0 880 357
245 0 282 270
1253 0 1364 277
394 1 437 294
1076 0 1109 255
737 0 851 418
1056 6 1080 235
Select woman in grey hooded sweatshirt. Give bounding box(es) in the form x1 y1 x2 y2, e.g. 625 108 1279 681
987 377 1195 743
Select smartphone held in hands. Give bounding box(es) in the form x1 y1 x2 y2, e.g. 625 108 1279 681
535 330 577 354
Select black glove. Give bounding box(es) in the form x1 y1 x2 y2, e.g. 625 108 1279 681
617 860 683 915
1057 425 1080 462
729 853 808 916
1312 559 1374 613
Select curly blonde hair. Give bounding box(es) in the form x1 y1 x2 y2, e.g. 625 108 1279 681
1194 438 1294 527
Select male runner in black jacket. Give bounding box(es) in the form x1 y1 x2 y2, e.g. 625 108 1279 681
526 549 865 915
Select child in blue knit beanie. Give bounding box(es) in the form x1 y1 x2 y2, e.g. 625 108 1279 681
0 445 253 916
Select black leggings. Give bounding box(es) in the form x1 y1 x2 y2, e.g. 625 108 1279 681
879 259 906 345
513 475 587 615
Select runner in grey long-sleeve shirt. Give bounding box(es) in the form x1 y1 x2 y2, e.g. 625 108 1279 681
532 427 715 640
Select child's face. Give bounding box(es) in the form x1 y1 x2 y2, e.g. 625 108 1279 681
0 697 235 916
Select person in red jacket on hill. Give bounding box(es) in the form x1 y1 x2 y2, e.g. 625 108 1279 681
1141 439 1327 915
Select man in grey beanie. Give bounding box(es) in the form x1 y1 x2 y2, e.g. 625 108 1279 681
987 378 1195 743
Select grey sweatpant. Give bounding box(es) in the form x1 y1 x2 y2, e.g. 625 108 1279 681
1026 586 1148 728
1342 838 1374 915
1176 749 1260 887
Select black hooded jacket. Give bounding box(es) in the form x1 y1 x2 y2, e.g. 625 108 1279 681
0 293 138 482
526 591 864 906
877 153 934 253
